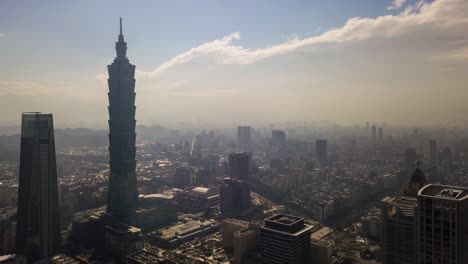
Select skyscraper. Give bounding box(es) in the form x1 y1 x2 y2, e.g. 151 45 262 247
418 184 468 264
228 152 250 182
259 214 313 264
237 126 251 150
219 178 251 217
106 18 139 224
16 113 60 262
316 139 328 162
381 196 418 264
378 127 383 141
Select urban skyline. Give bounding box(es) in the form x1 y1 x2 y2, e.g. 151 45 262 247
1 1 468 264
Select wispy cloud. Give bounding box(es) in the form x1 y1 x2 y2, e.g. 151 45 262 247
137 0 468 80
388 0 408 10
0 33 6 37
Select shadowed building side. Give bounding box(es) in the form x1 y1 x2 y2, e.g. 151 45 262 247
16 113 60 262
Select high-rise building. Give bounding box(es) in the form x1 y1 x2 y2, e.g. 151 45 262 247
371 125 377 144
429 139 437 166
418 184 468 264
173 166 192 188
237 126 251 150
228 152 250 182
219 178 251 217
106 18 139 224
316 139 328 162
259 214 313 264
381 196 418 264
271 130 286 147
404 162 427 197
16 113 60 262
378 127 383 141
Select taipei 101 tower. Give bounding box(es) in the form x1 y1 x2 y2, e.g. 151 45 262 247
106 18 138 224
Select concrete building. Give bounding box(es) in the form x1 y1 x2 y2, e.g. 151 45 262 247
228 152 251 181
418 184 468 264
220 178 251 217
104 223 143 263
173 166 192 188
222 219 250 250
381 196 418 264
310 227 333 264
259 214 313 264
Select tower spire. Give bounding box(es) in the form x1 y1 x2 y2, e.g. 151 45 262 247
120 17 122 35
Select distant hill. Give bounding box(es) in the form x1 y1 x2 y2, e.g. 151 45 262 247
0 125 194 159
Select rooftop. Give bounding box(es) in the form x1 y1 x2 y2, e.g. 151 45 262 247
419 184 468 201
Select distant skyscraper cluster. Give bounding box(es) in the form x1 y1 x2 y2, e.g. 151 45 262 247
271 130 286 147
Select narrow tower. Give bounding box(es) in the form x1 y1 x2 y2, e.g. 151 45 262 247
106 18 138 224
16 113 60 262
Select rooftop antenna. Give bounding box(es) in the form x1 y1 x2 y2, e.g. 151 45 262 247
119 17 122 35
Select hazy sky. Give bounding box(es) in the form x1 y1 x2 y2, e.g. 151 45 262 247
0 0 467 128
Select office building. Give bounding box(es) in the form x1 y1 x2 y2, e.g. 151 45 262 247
173 166 192 188
237 126 252 150
378 127 383 141
259 214 313 264
271 130 286 147
16 113 60 262
219 178 251 217
381 196 418 264
106 18 139 224
316 139 328 162
418 184 468 264
228 152 250 181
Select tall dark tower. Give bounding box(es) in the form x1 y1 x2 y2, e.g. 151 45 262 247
106 18 138 224
16 113 60 262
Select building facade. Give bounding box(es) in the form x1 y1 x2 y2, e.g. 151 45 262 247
259 214 313 264
228 152 250 181
418 184 468 264
16 113 60 262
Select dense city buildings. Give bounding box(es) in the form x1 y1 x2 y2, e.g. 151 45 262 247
418 184 468 264
106 18 139 224
237 126 252 150
228 152 250 181
16 113 60 262
315 139 328 163
259 214 313 264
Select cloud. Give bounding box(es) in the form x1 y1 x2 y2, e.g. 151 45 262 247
137 0 468 80
388 0 408 10
0 33 5 37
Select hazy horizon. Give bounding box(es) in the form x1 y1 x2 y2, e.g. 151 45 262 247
1 0 468 129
